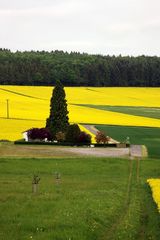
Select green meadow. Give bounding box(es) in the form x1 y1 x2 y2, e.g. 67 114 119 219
0 157 160 240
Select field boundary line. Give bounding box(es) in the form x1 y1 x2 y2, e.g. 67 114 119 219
0 87 47 101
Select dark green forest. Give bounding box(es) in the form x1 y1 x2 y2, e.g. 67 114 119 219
0 48 160 86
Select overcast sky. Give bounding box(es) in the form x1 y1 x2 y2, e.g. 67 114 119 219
0 0 160 56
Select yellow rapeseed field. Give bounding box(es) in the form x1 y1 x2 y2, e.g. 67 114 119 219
0 118 44 141
147 179 160 212
78 124 96 143
0 86 160 140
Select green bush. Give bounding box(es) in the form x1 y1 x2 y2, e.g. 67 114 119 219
65 124 81 144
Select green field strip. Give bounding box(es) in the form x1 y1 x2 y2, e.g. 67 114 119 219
0 88 47 101
96 125 160 158
73 104 160 120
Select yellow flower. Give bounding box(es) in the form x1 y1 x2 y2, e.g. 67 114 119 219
0 86 160 140
78 124 96 143
147 179 160 212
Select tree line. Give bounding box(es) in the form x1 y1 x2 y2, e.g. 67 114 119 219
0 48 160 86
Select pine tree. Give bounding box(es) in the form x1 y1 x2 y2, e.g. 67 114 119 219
46 80 69 138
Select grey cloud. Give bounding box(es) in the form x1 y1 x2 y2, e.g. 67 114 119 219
0 0 159 56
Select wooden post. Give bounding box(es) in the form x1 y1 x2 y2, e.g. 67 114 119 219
55 172 61 185
6 99 9 119
32 175 40 194
32 183 38 193
136 158 140 183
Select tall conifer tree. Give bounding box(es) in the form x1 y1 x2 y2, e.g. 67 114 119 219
46 80 69 138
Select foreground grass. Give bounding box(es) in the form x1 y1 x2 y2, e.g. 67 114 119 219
96 125 160 158
0 157 160 240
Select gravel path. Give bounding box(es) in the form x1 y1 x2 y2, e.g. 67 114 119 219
0 143 146 158
130 145 145 158
66 147 129 158
82 124 120 143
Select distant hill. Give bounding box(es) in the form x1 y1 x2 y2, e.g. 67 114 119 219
0 49 160 86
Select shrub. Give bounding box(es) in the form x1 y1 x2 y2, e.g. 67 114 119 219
78 131 91 144
55 131 65 142
95 131 110 144
65 124 81 143
27 128 52 141
0 139 11 142
32 175 40 184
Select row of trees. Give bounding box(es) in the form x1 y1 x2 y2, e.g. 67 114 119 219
0 48 160 86
27 126 110 145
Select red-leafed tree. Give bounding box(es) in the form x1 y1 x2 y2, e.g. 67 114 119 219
95 131 110 144
78 131 91 144
27 128 52 141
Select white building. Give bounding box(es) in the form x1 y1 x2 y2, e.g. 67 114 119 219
22 131 29 141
